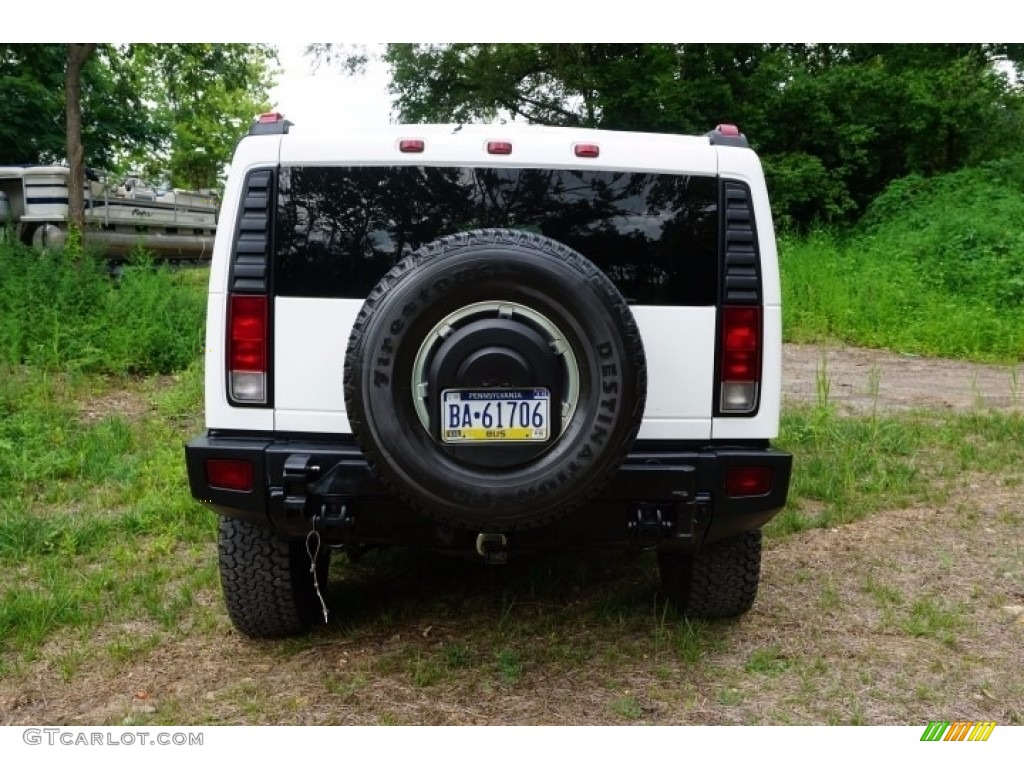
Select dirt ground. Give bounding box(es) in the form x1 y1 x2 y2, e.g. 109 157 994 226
783 343 1023 414
2 344 1022 725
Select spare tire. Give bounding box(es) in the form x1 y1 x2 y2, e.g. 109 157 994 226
344 229 646 531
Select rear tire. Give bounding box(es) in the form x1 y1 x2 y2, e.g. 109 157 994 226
658 530 762 618
218 517 329 638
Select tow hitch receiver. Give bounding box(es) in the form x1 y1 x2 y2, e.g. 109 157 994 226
476 533 509 565
628 503 675 548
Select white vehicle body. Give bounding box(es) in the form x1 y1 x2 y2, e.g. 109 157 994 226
203 124 781 442
187 116 792 637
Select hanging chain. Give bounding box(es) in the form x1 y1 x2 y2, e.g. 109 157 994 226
306 516 329 624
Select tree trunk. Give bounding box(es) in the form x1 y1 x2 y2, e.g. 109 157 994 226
66 44 97 231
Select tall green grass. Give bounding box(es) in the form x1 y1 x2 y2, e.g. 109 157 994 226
0 240 205 374
781 155 1024 361
0 243 212 659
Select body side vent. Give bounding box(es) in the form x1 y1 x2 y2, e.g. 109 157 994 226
721 181 761 305
230 169 274 294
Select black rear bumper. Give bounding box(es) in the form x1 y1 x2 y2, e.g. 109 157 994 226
185 434 791 556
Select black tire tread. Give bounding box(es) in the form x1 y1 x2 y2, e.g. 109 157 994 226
658 530 762 619
218 516 325 638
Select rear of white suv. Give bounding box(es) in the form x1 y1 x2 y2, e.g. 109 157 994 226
186 115 791 637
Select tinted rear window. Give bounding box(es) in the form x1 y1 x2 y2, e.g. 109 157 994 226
274 166 718 305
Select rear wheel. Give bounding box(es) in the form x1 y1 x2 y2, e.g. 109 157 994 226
218 517 329 638
658 530 763 618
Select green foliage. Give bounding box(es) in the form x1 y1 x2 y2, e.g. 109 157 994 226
781 155 1024 360
761 151 856 226
374 43 1023 228
0 45 66 163
121 44 276 189
860 157 1024 306
382 43 790 131
0 44 158 168
0 240 205 374
0 43 275 190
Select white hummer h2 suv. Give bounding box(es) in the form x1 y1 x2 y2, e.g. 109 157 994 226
185 113 792 637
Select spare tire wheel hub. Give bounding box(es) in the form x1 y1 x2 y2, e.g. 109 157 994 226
412 301 580 463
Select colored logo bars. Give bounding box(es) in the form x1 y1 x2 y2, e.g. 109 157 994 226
921 721 996 742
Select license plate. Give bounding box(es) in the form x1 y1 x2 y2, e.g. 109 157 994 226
441 388 550 443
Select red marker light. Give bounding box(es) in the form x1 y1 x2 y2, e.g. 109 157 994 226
206 459 254 492
487 140 513 155
399 139 425 153
574 143 600 158
258 112 285 124
725 466 772 497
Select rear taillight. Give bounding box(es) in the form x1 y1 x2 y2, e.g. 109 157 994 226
206 459 254 492
228 294 268 404
719 306 761 413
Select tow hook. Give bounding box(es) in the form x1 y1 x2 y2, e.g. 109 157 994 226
476 533 509 565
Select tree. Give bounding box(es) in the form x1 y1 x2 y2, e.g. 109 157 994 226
65 43 97 229
381 43 789 133
122 44 276 190
368 44 1024 227
0 44 156 168
0 43 275 193
758 44 1024 223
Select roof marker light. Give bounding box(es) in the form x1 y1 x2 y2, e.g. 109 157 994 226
399 139 425 153
487 140 513 155
715 124 740 137
249 112 291 135
574 143 600 158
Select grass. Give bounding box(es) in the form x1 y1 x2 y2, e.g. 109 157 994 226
744 646 791 676
781 230 1024 362
770 358 1024 536
2 353 1020 720
608 694 643 720
2 212 1022 723
898 597 965 647
0 357 213 661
